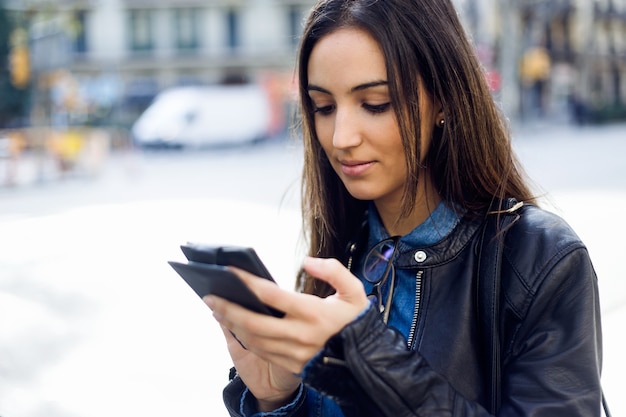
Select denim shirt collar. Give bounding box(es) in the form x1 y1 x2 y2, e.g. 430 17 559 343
367 201 461 252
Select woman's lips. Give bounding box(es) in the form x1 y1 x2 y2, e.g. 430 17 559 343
340 160 375 177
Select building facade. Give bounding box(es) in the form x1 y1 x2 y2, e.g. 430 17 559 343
516 0 626 121
457 0 626 122
76 0 313 91
14 0 314 126
6 0 626 125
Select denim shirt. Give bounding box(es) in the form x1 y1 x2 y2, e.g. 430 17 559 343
359 201 461 339
239 201 460 417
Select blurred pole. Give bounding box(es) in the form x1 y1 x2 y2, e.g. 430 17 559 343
497 0 521 123
606 0 622 107
464 0 479 43
577 0 595 106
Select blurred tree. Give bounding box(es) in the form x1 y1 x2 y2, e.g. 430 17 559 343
0 0 31 128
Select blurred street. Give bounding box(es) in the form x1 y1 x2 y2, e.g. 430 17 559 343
1 122 625 416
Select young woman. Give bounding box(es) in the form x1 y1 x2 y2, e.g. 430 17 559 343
205 0 604 415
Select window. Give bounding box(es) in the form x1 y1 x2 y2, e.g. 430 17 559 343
73 10 88 54
225 8 240 51
174 8 200 51
129 9 154 52
287 5 304 48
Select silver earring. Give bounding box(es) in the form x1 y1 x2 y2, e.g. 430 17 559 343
437 118 445 128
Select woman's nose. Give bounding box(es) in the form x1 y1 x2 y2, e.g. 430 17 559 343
332 108 362 149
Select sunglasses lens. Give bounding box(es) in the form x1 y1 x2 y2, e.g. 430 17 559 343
363 239 396 284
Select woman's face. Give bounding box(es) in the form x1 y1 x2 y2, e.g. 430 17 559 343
307 28 439 210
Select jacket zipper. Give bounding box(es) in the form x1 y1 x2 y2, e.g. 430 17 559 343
407 270 423 350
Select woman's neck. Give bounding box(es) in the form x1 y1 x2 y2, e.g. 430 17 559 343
374 175 441 237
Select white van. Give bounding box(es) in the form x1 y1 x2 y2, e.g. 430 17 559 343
131 84 274 148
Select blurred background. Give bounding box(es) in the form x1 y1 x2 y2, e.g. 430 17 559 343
0 0 625 416
1 0 626 158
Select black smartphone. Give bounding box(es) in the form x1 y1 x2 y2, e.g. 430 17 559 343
180 243 274 281
169 244 284 317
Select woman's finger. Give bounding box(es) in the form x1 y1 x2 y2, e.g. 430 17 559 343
206 292 293 351
302 257 369 308
230 267 313 319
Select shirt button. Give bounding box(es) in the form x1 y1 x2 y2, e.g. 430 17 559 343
414 250 427 263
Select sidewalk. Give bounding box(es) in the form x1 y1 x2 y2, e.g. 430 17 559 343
512 117 626 140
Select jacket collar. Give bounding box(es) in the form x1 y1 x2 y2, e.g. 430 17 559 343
394 198 524 268
345 209 483 270
346 199 522 270
393 214 483 268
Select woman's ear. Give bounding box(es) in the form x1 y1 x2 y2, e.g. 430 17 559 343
431 95 444 128
435 110 445 129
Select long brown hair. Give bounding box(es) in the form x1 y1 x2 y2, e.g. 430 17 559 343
296 0 535 296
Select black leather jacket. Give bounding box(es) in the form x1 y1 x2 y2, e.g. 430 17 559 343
223 203 603 416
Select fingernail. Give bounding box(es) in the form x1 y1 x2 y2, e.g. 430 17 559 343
204 295 215 309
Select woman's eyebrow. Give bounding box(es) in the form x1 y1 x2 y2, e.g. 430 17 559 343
307 84 330 94
307 80 388 94
351 80 388 92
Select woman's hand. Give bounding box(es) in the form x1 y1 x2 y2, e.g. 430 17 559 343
217 324 301 412
204 256 369 410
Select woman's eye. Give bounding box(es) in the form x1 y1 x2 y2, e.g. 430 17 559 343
313 105 335 115
364 102 391 114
